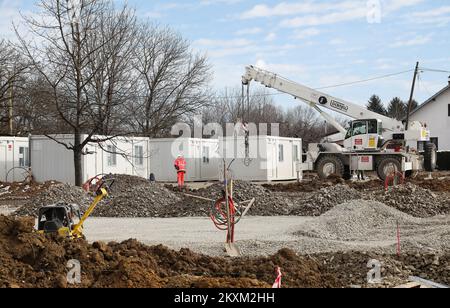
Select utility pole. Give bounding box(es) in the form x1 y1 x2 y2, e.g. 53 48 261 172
405 62 419 131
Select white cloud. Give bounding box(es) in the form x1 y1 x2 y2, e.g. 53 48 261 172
390 34 432 48
240 1 359 19
255 59 308 77
329 38 345 45
407 5 450 26
235 27 262 36
240 0 425 28
265 32 277 42
194 38 253 48
293 28 321 40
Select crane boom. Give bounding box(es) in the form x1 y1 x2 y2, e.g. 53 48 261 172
242 66 404 134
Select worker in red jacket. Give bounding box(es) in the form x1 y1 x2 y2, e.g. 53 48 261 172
174 155 187 189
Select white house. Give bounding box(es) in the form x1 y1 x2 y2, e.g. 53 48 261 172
219 136 303 182
0 136 30 182
410 80 450 170
410 81 450 152
149 138 220 182
30 135 151 185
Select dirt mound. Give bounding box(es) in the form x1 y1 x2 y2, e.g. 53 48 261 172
0 181 61 199
411 177 450 192
264 176 345 193
290 185 362 216
0 215 338 288
314 252 450 288
296 200 422 241
374 183 450 218
177 181 295 216
13 184 92 217
92 175 181 218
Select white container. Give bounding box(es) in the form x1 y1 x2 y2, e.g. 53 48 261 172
149 138 220 182
0 136 30 182
219 136 303 182
30 135 151 185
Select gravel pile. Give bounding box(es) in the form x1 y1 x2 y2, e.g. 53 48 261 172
296 200 421 241
194 181 295 216
374 183 450 218
92 175 181 218
13 184 92 217
290 184 362 216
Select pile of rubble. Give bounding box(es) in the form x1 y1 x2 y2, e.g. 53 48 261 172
290 185 362 216
296 200 422 241
92 175 181 218
193 181 295 216
374 183 450 218
13 184 92 217
0 181 60 201
314 252 450 288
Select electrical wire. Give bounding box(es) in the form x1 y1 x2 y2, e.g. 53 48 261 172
315 69 414 90
212 68 415 99
420 68 450 74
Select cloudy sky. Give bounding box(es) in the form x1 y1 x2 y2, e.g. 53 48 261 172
2 0 450 109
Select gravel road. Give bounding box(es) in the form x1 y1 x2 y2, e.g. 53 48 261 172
84 212 450 257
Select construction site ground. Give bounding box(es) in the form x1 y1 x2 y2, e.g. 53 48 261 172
0 172 449 288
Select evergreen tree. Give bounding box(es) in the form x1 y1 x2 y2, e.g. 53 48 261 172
367 95 387 115
387 97 407 120
405 99 419 113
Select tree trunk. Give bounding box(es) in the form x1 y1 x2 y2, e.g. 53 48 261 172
73 132 83 187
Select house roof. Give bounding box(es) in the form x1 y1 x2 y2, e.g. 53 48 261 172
410 85 450 116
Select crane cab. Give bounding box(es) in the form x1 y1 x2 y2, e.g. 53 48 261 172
344 119 383 152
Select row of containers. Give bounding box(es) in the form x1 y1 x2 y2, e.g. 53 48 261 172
0 135 303 185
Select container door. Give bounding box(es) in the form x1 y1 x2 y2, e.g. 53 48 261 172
270 141 277 180
133 142 146 178
196 142 201 180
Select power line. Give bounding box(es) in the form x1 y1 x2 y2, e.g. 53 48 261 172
420 67 450 74
315 69 414 90
210 69 415 100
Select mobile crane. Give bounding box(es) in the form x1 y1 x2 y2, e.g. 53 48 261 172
242 66 437 181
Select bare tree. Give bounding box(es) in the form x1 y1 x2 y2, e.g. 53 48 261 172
16 0 138 186
0 40 29 135
203 87 284 130
131 23 211 137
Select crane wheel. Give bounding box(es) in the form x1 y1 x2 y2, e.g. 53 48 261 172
376 157 401 181
316 155 344 179
424 143 437 172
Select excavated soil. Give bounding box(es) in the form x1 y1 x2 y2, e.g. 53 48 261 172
1 215 448 288
0 215 336 288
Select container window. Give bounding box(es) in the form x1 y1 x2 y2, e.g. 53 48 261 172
19 147 30 167
279 145 284 162
448 104 450 117
107 145 117 167
134 145 144 166
203 146 210 164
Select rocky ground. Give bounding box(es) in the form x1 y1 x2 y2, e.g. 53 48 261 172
1 173 449 288
0 215 448 288
8 173 450 220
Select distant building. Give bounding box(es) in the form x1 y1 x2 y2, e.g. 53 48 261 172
410 80 450 151
410 78 450 169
